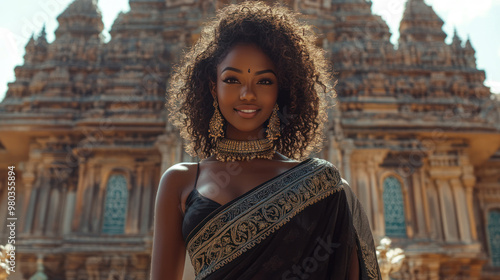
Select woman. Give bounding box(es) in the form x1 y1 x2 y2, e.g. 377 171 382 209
151 2 380 279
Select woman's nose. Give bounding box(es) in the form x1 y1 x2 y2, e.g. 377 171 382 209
240 85 257 101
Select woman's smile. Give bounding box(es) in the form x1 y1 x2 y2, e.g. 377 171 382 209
234 105 261 118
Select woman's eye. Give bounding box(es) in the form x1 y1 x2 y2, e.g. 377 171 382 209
258 79 273 85
223 78 239 84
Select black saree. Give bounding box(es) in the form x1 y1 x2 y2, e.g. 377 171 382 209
183 158 381 280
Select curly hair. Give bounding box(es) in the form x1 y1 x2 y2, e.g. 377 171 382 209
167 1 335 160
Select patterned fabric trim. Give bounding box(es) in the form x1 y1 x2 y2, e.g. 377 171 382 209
186 158 342 280
340 179 382 280
360 238 380 279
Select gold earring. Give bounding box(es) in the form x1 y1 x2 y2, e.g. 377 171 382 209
267 103 280 141
209 98 224 140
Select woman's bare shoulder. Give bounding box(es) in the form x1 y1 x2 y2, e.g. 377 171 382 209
157 162 199 202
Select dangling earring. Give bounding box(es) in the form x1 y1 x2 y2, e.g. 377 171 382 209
267 103 280 141
209 98 224 141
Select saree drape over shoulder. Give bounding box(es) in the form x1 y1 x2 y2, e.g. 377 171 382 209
182 158 381 280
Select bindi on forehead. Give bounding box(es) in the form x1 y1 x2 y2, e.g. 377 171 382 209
248 68 250 73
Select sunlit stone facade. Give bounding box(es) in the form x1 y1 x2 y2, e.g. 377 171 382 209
1 0 499 279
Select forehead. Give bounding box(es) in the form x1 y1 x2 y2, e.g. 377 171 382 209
217 44 276 72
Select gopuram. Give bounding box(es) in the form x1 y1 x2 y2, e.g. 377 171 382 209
0 0 499 279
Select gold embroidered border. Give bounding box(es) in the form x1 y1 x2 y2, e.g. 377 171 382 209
186 158 342 280
360 239 380 279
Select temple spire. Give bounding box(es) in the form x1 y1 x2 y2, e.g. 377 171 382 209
463 36 476 68
452 27 462 47
26 34 35 49
399 0 447 43
55 0 103 40
24 28 48 64
465 36 474 50
37 25 48 45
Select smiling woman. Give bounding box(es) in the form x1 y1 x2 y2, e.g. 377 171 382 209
167 2 333 160
151 2 381 280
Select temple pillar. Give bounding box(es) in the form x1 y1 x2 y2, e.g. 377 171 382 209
45 185 61 235
328 132 342 168
340 139 354 184
62 185 76 234
465 186 477 240
19 161 36 233
355 164 371 223
79 162 95 233
91 164 105 233
436 179 459 242
403 176 414 239
23 174 40 234
450 178 472 242
368 158 384 237
149 165 160 233
72 156 88 232
33 168 51 235
128 165 143 234
411 171 427 239
426 179 443 241
461 155 478 241
140 165 153 233
420 165 432 238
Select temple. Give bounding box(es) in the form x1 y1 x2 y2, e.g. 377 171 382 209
0 0 499 279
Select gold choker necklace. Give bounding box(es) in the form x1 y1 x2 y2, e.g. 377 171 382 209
215 138 275 162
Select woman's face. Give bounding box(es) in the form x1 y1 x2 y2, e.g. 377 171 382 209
214 43 279 140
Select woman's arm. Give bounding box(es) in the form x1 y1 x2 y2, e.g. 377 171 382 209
150 165 189 280
349 245 360 280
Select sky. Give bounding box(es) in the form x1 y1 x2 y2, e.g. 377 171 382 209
0 0 499 102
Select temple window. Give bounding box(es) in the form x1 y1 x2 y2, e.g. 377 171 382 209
383 176 407 238
488 209 500 266
102 174 128 234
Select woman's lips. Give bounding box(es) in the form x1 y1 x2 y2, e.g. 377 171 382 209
234 108 260 118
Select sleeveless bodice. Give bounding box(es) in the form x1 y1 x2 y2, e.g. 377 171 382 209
182 160 310 242
182 188 221 241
